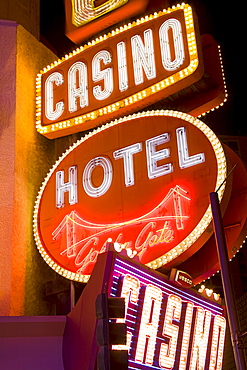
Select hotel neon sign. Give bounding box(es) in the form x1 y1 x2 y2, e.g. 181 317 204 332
36 4 204 138
33 110 227 282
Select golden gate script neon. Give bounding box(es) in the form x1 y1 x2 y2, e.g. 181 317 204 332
53 185 190 273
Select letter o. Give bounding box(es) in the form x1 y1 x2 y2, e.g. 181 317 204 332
159 18 185 71
83 156 113 197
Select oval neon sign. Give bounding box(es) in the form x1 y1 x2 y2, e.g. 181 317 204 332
33 110 227 282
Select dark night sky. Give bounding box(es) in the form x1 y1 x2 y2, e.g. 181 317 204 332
40 0 243 136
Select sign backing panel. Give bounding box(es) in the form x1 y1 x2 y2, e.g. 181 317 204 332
33 110 228 282
36 4 204 138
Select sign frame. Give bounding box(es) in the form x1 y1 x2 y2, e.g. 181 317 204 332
62 250 226 370
36 4 204 139
33 110 227 283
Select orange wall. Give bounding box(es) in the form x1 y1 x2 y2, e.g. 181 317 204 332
0 20 57 315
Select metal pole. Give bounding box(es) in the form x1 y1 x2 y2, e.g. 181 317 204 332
210 191 246 369
70 280 75 310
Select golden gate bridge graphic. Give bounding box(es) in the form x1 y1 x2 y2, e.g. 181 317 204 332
52 185 191 259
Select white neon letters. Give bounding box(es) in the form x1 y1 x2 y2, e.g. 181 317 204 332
56 166 78 208
117 41 128 92
44 18 188 121
131 29 156 85
119 274 226 370
83 156 113 198
92 50 113 100
146 133 173 179
113 143 142 186
68 61 88 112
159 18 185 71
55 128 205 206
119 273 140 321
45 72 64 120
176 127 205 168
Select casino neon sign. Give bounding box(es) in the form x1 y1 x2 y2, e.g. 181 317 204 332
33 110 228 282
111 256 226 370
62 251 226 369
36 4 204 138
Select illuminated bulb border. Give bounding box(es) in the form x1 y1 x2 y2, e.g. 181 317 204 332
33 110 227 282
198 237 247 291
111 261 226 366
36 3 207 136
198 44 228 118
72 0 128 27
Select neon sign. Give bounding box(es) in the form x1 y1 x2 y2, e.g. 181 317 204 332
52 185 190 274
110 256 226 369
33 110 228 282
71 0 129 27
64 0 149 44
170 268 194 288
62 251 226 369
36 4 204 138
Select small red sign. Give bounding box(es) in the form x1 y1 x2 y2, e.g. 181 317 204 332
33 110 228 282
170 268 193 288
